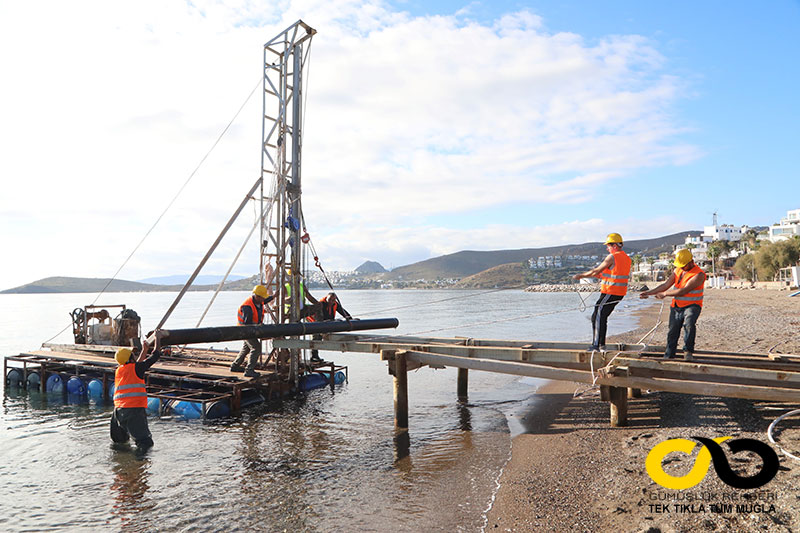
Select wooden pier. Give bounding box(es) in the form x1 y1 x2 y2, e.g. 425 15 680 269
272 333 800 429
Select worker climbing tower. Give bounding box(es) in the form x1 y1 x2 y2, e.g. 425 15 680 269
258 20 316 382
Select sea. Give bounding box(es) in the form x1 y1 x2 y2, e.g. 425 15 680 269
0 289 649 532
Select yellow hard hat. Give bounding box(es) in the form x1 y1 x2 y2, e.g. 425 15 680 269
604 233 623 245
115 348 132 365
253 285 268 298
674 249 694 268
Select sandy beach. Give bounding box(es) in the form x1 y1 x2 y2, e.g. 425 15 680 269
486 288 800 532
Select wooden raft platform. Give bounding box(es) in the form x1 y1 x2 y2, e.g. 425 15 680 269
273 333 800 428
4 342 346 415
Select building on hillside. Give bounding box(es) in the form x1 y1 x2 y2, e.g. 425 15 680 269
528 255 599 269
768 208 800 242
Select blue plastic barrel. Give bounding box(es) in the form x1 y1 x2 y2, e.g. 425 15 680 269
26 371 41 390
146 397 161 415
67 376 87 396
299 373 328 391
87 379 104 400
168 400 204 419
46 373 67 393
319 371 346 385
204 400 231 419
6 368 25 388
108 382 115 399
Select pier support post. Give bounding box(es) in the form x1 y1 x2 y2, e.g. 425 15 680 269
392 351 408 430
457 368 468 400
628 388 642 399
609 386 628 427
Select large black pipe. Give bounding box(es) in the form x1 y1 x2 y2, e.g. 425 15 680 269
149 318 399 346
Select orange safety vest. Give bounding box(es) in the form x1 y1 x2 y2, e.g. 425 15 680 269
114 363 147 408
237 296 264 325
600 249 632 296
672 264 705 308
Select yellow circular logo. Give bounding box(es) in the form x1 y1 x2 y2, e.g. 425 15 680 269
645 436 731 489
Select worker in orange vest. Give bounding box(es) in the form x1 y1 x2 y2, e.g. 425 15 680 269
573 233 632 351
303 292 354 362
110 333 163 451
231 285 275 378
640 249 706 361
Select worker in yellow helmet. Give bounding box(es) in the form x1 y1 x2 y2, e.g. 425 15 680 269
110 332 163 451
573 232 632 351
640 249 706 361
231 285 275 378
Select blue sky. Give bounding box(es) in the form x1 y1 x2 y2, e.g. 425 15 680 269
0 0 798 289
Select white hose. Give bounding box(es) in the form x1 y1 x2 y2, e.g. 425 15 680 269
767 408 800 462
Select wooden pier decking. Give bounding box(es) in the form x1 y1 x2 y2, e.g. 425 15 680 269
272 333 800 428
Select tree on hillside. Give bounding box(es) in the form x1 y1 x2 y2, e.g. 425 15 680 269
733 254 757 282
632 254 643 280
754 239 800 280
740 229 760 253
646 256 656 281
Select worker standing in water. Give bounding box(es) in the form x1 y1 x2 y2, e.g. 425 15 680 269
110 333 163 451
639 249 705 361
573 233 632 351
231 285 275 378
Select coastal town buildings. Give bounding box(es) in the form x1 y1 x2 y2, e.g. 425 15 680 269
768 208 800 242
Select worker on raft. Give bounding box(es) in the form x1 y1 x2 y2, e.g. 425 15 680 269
572 232 632 351
302 292 354 363
639 249 705 361
230 284 275 378
284 268 319 319
110 333 163 452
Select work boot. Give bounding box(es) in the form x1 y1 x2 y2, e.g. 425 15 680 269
244 368 261 379
662 353 673 360
230 363 245 373
683 352 694 362
310 355 323 363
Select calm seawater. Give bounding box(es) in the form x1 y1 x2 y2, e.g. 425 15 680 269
1 289 647 532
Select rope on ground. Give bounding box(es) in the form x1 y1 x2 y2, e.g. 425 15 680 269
767 409 800 462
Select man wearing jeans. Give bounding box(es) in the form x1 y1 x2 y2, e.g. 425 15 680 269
639 249 706 361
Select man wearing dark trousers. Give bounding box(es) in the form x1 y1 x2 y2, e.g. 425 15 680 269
231 285 275 378
640 249 705 361
573 233 632 351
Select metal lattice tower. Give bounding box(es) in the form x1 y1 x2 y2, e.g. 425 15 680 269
259 20 316 382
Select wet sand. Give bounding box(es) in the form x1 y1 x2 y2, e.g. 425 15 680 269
486 288 800 532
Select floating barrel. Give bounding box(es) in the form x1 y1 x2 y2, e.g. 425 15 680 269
146 397 161 415
46 373 68 393
87 379 105 400
299 371 347 391
319 371 346 385
6 368 25 388
167 400 204 419
26 371 41 391
204 400 231 419
67 376 87 396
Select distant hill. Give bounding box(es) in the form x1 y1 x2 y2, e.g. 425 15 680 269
0 276 248 294
454 263 528 289
386 231 694 280
355 261 387 274
138 274 248 285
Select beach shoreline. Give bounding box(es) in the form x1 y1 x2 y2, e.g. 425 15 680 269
485 289 800 532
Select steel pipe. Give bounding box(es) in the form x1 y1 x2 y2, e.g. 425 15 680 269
149 318 399 346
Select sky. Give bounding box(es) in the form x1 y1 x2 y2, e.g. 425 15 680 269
0 0 798 290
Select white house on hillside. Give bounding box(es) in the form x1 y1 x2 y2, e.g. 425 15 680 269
769 208 800 242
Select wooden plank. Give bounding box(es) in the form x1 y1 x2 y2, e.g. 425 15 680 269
23 350 259 381
612 356 800 386
400 350 800 403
